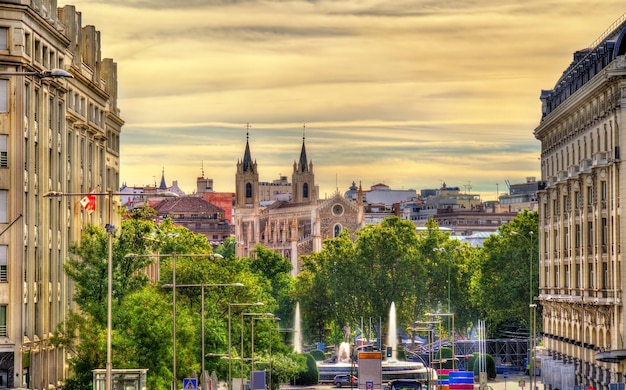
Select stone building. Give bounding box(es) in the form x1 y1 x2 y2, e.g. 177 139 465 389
534 13 626 389
0 1 122 388
234 131 365 275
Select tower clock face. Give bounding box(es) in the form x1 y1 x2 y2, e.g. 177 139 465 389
332 204 344 216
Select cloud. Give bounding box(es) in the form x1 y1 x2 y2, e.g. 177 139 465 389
61 0 624 200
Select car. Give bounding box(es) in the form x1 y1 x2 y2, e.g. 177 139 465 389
387 379 423 390
333 374 358 387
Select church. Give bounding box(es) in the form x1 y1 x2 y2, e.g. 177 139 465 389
233 130 365 275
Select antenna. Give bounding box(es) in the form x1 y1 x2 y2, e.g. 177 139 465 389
246 122 251 141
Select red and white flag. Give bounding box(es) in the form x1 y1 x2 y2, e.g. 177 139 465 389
80 194 96 213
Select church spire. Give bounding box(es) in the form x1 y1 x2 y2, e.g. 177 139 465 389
242 122 255 173
159 167 167 190
298 123 308 173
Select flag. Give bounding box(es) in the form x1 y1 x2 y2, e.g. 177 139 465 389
80 194 96 213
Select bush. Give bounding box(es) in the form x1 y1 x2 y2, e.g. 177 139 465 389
467 352 496 379
309 349 326 361
294 353 319 385
436 347 454 369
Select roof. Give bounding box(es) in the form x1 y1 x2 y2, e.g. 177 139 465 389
152 197 224 214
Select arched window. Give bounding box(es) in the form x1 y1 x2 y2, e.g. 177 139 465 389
303 183 309 198
246 182 252 198
334 224 342 237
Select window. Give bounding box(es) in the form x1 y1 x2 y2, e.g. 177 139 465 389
554 266 559 288
601 181 607 201
0 135 6 168
0 191 6 223
0 28 7 51
245 183 252 198
588 263 594 289
0 246 6 282
303 183 309 198
0 80 7 113
603 262 609 289
0 305 6 337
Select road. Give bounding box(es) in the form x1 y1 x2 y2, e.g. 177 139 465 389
285 372 538 390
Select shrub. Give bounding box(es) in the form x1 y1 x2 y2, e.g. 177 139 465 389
468 353 496 379
294 353 319 385
436 347 454 369
309 349 326 361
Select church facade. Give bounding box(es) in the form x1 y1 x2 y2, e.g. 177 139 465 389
233 132 365 275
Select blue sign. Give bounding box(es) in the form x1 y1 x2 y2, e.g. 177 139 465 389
183 378 198 390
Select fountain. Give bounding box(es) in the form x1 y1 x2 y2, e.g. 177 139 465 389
316 302 437 385
294 302 302 353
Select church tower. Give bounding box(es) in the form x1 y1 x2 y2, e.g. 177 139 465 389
292 126 318 204
235 125 259 208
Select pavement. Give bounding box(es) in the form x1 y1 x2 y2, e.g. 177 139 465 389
480 372 538 390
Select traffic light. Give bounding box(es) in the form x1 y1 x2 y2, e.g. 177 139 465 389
386 346 392 357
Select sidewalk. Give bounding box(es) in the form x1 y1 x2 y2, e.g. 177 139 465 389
481 372 537 390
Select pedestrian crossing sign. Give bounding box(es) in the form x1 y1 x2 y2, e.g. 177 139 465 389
183 378 198 390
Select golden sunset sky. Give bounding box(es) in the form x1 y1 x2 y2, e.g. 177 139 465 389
58 0 625 201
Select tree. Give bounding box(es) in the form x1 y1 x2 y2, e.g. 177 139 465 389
473 210 539 336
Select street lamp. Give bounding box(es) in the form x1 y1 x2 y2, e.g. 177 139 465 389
241 312 272 390
162 281 244 389
127 252 228 390
228 302 264 390
251 314 276 377
511 230 535 383
44 190 121 390
408 324 436 388
0 68 73 78
426 313 455 370
530 304 537 390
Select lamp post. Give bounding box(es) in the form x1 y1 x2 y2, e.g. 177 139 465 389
426 313 455 370
530 304 537 390
250 314 276 377
44 190 119 390
128 252 227 390
163 281 243 389
511 230 535 384
408 325 436 388
228 303 264 390
241 312 272 390
0 68 73 78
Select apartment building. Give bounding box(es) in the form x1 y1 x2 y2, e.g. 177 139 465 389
0 1 122 388
535 14 626 389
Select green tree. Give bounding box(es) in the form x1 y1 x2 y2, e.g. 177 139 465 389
473 210 539 336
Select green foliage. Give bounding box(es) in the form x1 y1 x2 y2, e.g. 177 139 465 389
435 347 454 369
294 353 319 385
468 353 496 379
472 210 539 336
267 353 302 390
293 217 429 344
309 349 326 361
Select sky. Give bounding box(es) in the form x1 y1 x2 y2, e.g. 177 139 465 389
57 0 626 201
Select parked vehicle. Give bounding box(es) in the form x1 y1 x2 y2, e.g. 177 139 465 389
387 379 423 390
333 374 358 387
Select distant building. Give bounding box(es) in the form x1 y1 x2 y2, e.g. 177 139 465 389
497 177 541 212
119 169 185 208
234 130 365 274
362 183 417 207
152 197 231 244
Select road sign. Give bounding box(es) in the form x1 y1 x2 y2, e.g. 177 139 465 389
184 378 198 390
